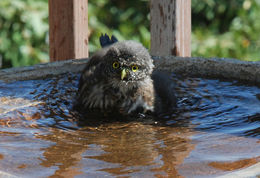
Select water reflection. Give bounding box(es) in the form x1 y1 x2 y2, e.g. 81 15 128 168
0 73 260 177
35 123 195 177
37 129 86 177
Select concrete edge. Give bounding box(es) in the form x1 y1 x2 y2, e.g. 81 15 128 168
154 56 260 84
0 171 18 178
0 56 260 84
0 58 89 82
216 162 260 178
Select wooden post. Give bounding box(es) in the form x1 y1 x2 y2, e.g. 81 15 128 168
49 0 88 61
150 0 191 57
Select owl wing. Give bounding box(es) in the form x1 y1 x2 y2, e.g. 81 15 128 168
152 71 177 114
78 54 101 90
75 49 108 110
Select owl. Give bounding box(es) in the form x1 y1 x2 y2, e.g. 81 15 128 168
75 34 176 117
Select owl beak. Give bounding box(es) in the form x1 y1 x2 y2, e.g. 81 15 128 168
121 69 127 80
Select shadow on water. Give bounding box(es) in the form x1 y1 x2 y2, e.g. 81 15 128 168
0 72 260 177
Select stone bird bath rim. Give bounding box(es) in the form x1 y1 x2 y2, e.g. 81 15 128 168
0 56 260 84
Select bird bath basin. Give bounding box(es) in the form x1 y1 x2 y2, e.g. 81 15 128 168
0 57 260 177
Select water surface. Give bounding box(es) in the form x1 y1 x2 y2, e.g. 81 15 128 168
0 73 260 177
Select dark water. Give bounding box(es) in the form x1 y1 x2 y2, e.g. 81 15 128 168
0 73 260 177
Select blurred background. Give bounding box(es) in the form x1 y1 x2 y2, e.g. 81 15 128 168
0 0 259 68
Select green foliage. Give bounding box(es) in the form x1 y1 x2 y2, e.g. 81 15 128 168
88 0 150 55
192 0 260 61
0 0 48 68
1 0 260 68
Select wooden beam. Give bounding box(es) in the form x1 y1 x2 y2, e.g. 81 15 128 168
150 0 191 57
49 0 88 61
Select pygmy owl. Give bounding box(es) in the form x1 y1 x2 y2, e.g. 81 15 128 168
75 35 176 117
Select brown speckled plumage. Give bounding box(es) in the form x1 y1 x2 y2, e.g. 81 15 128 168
75 39 176 117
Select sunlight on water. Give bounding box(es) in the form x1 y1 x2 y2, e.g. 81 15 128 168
0 73 259 177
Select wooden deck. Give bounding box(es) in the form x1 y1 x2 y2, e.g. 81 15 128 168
48 0 191 61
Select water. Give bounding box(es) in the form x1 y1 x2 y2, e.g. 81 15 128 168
0 73 260 177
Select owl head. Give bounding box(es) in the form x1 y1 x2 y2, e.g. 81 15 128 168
100 41 154 84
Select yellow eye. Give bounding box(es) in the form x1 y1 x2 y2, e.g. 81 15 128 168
131 65 138 72
112 62 120 69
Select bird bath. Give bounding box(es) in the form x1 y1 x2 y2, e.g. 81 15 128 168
0 57 260 177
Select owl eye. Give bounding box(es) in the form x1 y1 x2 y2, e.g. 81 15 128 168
131 65 138 72
112 62 120 69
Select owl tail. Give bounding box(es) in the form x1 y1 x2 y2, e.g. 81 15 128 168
99 33 118 48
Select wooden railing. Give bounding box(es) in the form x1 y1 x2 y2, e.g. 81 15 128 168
48 0 191 62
